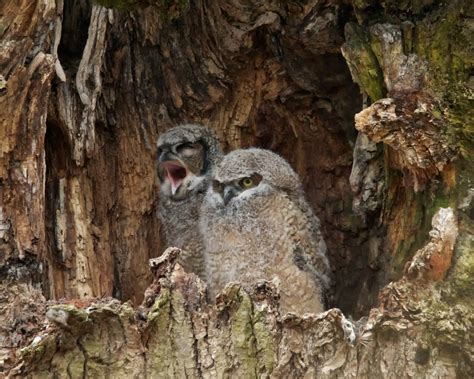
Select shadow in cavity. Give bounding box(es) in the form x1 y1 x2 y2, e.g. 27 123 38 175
43 121 73 299
58 0 92 70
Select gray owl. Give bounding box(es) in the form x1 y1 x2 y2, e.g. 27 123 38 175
200 148 330 314
157 124 223 279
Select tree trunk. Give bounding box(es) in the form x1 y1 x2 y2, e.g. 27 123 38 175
0 0 472 377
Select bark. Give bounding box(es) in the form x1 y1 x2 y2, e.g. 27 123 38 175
0 0 472 377
9 241 473 378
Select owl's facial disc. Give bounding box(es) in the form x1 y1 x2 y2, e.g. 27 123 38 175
212 173 263 206
158 141 208 201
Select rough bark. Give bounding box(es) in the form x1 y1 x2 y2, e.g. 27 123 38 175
0 0 472 377
10 239 473 378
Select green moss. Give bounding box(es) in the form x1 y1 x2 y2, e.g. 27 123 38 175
229 288 258 377
148 288 171 322
414 4 471 83
252 307 275 375
413 1 474 171
444 88 474 180
65 350 87 378
448 216 474 302
21 333 64 372
342 23 386 101
21 343 46 363
146 286 198 377
146 288 173 375
421 295 472 354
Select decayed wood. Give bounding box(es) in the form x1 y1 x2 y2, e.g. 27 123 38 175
72 4 110 165
355 96 456 191
406 208 458 282
9 218 472 377
342 0 471 292
0 0 58 263
349 133 384 218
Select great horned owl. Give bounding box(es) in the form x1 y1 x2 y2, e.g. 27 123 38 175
200 148 330 314
157 124 222 279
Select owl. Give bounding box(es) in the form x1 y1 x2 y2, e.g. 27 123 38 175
157 124 223 280
200 148 330 315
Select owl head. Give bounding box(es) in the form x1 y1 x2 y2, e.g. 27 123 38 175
210 148 302 206
157 124 222 201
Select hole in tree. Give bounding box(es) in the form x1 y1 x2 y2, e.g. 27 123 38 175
44 120 73 300
57 0 92 71
44 3 411 319
239 22 380 318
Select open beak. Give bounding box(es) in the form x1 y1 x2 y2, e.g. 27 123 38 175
160 161 187 195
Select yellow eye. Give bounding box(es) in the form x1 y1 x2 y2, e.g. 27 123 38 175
241 177 253 188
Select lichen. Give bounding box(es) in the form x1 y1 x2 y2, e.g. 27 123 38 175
20 333 63 374
46 304 91 334
146 287 173 375
343 0 472 287
228 287 258 377
448 217 474 302
252 307 276 375
147 287 171 322
413 1 474 170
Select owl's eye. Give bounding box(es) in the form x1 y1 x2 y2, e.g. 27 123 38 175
177 142 195 152
240 177 254 188
176 142 203 158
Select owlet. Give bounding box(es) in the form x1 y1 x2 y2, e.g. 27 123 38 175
157 124 222 279
200 148 330 314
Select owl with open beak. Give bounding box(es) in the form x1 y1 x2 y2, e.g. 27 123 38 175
157 124 223 280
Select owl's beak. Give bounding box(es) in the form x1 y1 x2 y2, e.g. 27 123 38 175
160 161 188 195
223 186 239 206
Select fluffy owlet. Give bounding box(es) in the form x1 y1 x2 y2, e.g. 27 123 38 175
157 124 223 279
200 148 330 314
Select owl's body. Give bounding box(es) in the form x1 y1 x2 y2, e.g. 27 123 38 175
158 193 206 277
201 148 330 315
157 124 222 279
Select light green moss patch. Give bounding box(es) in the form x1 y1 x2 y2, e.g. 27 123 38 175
229 288 258 377
252 307 276 375
448 218 474 302
342 22 386 101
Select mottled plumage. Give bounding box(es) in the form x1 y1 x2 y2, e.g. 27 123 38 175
200 148 330 314
157 124 222 279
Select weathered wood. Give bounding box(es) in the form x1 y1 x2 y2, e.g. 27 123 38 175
11 232 472 377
